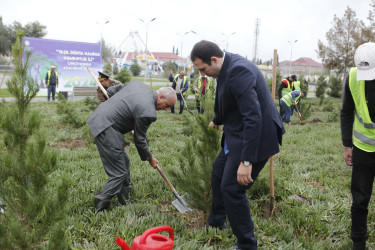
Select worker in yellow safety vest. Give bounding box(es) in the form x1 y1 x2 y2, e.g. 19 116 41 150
278 75 297 117
340 42 375 250
45 65 59 101
193 75 214 113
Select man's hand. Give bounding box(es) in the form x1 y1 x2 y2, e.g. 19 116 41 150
196 89 201 94
149 157 159 169
237 162 253 186
344 147 353 166
293 101 297 106
208 121 220 131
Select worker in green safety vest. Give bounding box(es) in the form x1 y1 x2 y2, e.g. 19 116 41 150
193 75 214 113
340 42 375 250
280 89 306 123
45 65 59 101
278 75 297 117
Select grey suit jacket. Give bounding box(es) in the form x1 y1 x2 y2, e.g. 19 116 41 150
87 81 157 161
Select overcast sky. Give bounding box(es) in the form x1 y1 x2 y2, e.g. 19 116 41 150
1 0 372 63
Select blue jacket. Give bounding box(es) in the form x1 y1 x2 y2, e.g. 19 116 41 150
213 52 285 164
171 74 189 94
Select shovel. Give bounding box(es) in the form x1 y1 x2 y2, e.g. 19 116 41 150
155 165 191 214
294 101 303 124
179 90 194 116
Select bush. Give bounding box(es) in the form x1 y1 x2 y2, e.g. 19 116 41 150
130 59 142 76
300 100 312 122
114 67 131 83
322 101 334 112
56 94 86 128
327 108 340 122
328 75 342 98
84 96 99 111
103 62 112 75
316 75 328 105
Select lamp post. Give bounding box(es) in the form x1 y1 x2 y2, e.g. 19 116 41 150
96 20 110 43
288 39 298 75
139 17 156 83
221 32 236 51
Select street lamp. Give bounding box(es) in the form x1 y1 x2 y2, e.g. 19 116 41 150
176 31 190 58
221 32 236 51
96 20 110 43
288 39 298 75
139 17 156 83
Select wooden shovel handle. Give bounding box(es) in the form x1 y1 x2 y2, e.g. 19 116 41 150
156 165 175 192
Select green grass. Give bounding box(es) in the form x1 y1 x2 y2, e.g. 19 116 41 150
0 89 10 97
0 97 374 249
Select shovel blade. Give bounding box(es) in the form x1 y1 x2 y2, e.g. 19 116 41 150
172 194 192 214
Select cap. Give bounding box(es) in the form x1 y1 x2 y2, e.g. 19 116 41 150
51 65 55 69
98 71 109 81
354 42 375 81
291 75 297 81
301 90 307 96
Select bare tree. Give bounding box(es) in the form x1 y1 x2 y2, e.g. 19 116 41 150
317 6 364 79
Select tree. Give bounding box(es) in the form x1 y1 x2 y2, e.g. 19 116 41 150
113 64 119 75
365 0 375 41
175 47 179 56
317 6 364 78
100 38 114 64
316 75 328 105
103 62 112 75
327 75 342 98
0 17 11 56
130 59 142 76
169 93 220 218
8 20 47 45
162 61 178 78
0 30 68 249
114 67 131 83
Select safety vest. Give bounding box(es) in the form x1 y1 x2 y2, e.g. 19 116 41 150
281 91 301 107
294 81 301 90
47 70 58 86
349 67 375 152
195 77 212 96
174 74 188 92
281 79 293 96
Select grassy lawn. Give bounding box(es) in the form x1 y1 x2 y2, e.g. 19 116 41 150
0 96 374 249
0 89 10 97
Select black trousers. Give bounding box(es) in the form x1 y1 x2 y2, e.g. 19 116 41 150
351 146 375 242
171 93 185 114
208 150 267 250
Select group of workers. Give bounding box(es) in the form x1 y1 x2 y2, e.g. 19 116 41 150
278 74 307 123
83 40 374 250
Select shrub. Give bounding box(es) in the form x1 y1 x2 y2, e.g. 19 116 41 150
300 100 312 122
322 101 334 112
328 75 342 98
316 75 328 105
114 67 131 83
56 93 86 128
130 59 142 76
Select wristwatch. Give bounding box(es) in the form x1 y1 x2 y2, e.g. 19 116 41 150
243 161 251 167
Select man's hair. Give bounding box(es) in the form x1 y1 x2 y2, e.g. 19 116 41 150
157 87 176 100
190 40 224 65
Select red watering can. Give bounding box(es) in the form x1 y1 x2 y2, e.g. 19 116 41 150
116 225 174 250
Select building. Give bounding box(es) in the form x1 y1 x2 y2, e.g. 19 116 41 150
279 57 325 75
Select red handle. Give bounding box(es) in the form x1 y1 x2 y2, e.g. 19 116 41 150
116 237 131 250
139 226 174 245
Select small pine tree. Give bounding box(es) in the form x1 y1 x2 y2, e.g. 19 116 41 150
56 93 86 128
130 59 142 76
103 62 112 75
113 64 119 75
169 93 220 218
300 100 312 122
316 75 328 105
114 67 131 83
0 31 69 249
327 75 342 98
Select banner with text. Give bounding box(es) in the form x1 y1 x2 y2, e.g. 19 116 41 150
25 37 102 93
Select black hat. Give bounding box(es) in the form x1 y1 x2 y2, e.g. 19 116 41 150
98 71 109 81
301 90 307 96
291 75 297 81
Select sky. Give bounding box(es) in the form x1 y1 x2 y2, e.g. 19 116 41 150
1 0 372 63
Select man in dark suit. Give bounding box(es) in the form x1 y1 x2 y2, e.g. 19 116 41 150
87 82 176 212
191 40 284 250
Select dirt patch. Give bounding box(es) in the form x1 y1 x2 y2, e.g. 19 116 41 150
158 202 206 230
262 199 280 219
54 137 86 149
306 181 324 189
311 118 322 123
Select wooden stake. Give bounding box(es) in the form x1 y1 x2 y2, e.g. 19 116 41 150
87 67 109 99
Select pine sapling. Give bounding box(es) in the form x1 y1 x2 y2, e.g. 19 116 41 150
0 31 69 249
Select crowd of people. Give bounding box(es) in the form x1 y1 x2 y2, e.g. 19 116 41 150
84 40 374 250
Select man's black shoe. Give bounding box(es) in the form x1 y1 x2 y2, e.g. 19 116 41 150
233 244 243 250
205 222 227 232
117 184 132 205
94 193 112 212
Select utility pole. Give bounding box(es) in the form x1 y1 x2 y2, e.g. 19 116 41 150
252 18 261 63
